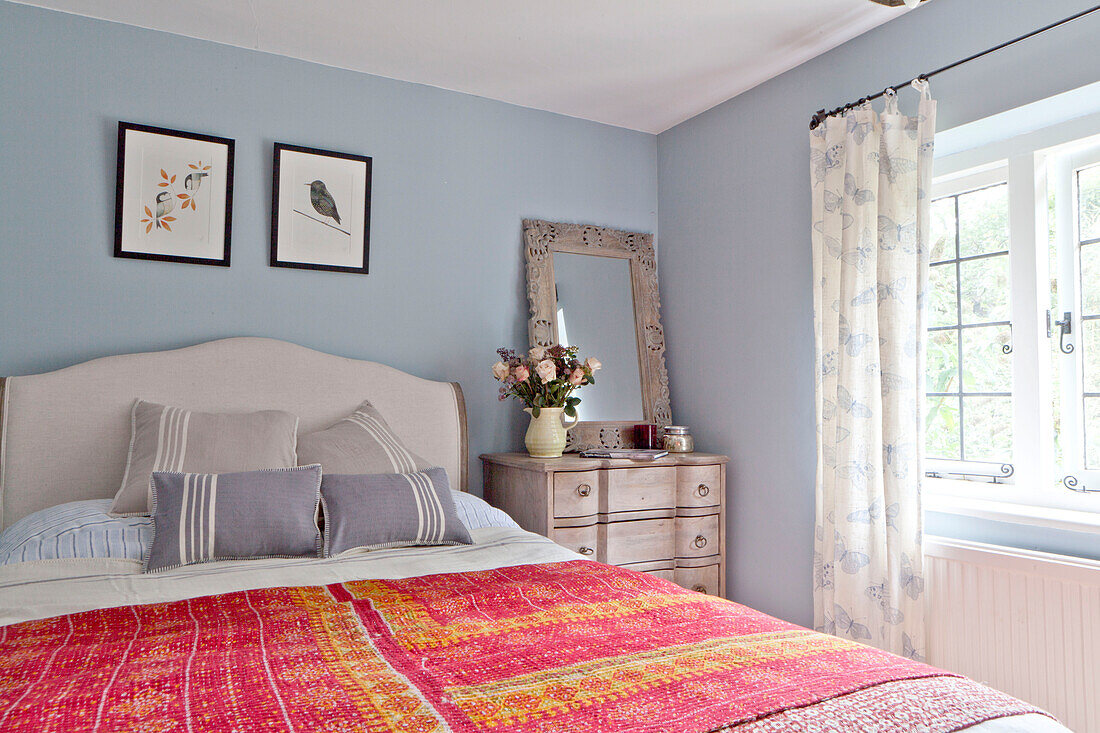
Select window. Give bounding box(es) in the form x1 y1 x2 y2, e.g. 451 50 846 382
925 113 1100 512
925 182 1013 478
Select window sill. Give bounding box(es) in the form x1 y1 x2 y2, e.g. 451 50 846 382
924 493 1100 536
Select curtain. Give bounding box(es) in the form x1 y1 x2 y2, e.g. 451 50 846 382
810 81 936 659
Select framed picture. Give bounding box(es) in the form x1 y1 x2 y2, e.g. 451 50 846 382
270 143 372 274
114 122 234 266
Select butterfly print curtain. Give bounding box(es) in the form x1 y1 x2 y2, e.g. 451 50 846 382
810 81 936 658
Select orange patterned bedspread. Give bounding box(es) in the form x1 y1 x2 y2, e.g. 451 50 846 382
0 560 1044 732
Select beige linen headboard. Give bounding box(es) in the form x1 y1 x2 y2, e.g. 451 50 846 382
0 337 468 530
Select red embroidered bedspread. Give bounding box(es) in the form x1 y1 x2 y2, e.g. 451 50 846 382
0 560 1045 732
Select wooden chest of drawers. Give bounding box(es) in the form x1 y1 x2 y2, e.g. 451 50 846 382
480 452 727 596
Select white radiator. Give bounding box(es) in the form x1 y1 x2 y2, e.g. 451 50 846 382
925 537 1100 733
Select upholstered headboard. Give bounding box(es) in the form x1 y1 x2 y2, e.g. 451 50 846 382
0 338 468 530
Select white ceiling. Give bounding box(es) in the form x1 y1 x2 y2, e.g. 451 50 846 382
13 0 913 133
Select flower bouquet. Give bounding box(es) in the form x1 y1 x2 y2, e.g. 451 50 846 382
491 345 601 457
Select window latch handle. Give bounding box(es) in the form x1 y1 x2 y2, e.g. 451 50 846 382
1047 310 1074 354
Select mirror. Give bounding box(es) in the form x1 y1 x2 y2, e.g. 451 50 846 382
552 252 644 422
523 219 672 450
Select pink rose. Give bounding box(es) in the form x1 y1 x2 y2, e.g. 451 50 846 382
585 357 602 372
491 361 509 381
513 364 530 382
568 367 586 386
535 359 557 383
529 346 547 361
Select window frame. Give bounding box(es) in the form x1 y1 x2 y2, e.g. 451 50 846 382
925 116 1100 514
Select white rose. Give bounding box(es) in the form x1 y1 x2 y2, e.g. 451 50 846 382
585 357 602 372
529 346 547 361
491 361 509 381
535 359 557 383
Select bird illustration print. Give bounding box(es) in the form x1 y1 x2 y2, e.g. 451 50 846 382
306 180 341 225
184 170 208 191
154 191 175 229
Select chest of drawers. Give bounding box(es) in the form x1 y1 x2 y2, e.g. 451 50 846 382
480 452 727 596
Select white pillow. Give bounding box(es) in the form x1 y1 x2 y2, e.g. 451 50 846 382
0 500 150 565
450 491 519 530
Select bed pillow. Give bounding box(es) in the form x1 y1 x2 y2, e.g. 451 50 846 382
145 465 322 573
450 491 519 530
296 399 429 475
111 400 300 516
321 467 472 557
0 499 151 565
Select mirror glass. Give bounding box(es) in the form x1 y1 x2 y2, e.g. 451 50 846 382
552 252 644 422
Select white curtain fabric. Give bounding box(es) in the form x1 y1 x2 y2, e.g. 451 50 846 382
810 82 936 659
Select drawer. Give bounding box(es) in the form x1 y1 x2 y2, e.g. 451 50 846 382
675 515 720 558
642 568 675 582
677 465 721 508
601 467 676 514
599 518 674 566
552 525 598 558
553 471 599 518
674 564 721 596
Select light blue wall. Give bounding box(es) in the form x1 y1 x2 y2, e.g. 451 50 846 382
0 1 658 491
657 0 1100 626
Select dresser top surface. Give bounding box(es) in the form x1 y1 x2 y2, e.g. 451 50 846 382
480 452 729 472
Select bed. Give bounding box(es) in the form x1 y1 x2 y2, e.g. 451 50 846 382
0 338 1067 732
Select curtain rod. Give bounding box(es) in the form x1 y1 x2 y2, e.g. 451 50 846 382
808 4 1100 130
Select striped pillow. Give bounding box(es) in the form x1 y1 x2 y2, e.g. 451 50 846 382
321 467 472 557
144 465 322 573
111 400 300 516
296 399 429 474
0 500 151 565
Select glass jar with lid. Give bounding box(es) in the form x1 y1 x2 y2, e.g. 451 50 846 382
661 425 694 453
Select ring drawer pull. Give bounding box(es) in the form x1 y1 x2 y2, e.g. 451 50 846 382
578 546 594 555
577 483 592 497
693 535 708 549
696 483 710 497
692 584 708 593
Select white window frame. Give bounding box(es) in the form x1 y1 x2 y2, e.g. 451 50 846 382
925 113 1100 517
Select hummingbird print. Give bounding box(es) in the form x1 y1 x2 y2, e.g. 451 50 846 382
306 180 341 225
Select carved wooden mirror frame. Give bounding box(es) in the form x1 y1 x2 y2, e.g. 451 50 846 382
523 218 672 450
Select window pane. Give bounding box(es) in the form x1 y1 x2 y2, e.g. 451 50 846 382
962 396 1012 462
1080 164 1100 242
1086 398 1100 469
1083 319 1100 394
927 330 959 394
1081 243 1100 315
959 184 1009 257
930 197 956 262
959 255 1009 323
929 263 958 327
926 395 960 460
961 326 1012 392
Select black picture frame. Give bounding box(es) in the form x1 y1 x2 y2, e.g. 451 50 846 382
270 142 372 275
113 121 234 267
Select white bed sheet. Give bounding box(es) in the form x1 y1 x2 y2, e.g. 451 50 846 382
0 526 1065 732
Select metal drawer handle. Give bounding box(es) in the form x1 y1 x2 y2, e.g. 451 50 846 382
577 483 592 497
693 535 708 549
692 584 708 594
578 546 594 556
696 483 710 497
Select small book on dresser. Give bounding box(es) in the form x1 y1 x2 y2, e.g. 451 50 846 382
578 448 668 460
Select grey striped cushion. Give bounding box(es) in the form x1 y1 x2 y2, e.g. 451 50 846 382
111 400 300 516
145 465 322 572
321 467 472 556
296 399 429 474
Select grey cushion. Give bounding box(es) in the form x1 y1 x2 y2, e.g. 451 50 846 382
145 465 322 573
111 400 300 516
321 467 472 556
297 399 429 474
